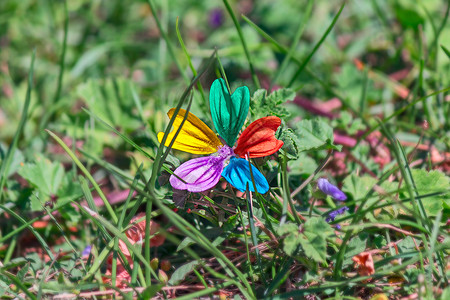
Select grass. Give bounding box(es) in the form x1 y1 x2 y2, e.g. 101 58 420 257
0 0 449 299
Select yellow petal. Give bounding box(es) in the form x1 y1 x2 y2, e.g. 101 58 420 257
157 108 222 154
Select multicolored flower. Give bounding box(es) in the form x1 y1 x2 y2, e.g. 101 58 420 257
158 78 284 193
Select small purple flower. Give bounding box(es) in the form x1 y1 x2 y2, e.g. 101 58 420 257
209 8 225 28
318 178 347 201
81 245 92 257
325 206 349 223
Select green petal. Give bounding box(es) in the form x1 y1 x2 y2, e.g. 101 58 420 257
209 78 250 146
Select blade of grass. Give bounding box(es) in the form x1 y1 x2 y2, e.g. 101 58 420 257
215 51 231 93
114 166 143 287
161 227 254 299
53 0 68 106
378 123 428 229
149 51 216 186
0 204 55 262
175 17 208 117
230 185 255 282
280 153 302 225
378 122 448 282
272 0 313 88
77 203 158 280
0 270 36 300
245 183 265 284
131 184 256 297
174 281 235 300
358 86 450 143
287 1 345 87
46 129 118 223
3 237 17 265
441 44 450 59
0 193 84 243
222 0 260 88
263 257 292 297
0 49 35 203
241 14 368 127
143 91 193 285
427 0 450 68
146 0 189 84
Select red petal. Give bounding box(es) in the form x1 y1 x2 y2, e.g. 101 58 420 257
234 116 284 158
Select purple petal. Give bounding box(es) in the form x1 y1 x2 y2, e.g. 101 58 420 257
82 245 91 257
318 178 347 201
326 206 349 223
209 8 224 28
170 156 225 192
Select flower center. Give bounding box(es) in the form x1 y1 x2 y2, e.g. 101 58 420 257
217 144 234 160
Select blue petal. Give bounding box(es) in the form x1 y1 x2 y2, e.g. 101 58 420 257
222 157 269 193
209 78 250 146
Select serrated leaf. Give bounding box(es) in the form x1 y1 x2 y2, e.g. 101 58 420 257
279 128 301 159
18 155 64 198
168 260 200 285
281 218 334 262
304 217 335 238
251 88 295 119
343 235 367 267
343 173 378 201
296 119 341 152
298 218 334 263
283 232 301 256
277 223 299 236
298 232 328 262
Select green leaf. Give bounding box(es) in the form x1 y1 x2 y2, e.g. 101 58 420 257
209 78 250 146
0 143 24 178
18 155 64 198
277 223 299 236
251 88 295 119
342 235 367 267
287 153 318 176
343 173 378 201
279 127 301 160
283 231 300 256
16 262 30 281
280 218 334 262
168 260 201 285
441 286 450 300
402 169 450 216
76 78 141 132
394 4 424 30
295 119 342 152
397 236 416 253
298 218 334 263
